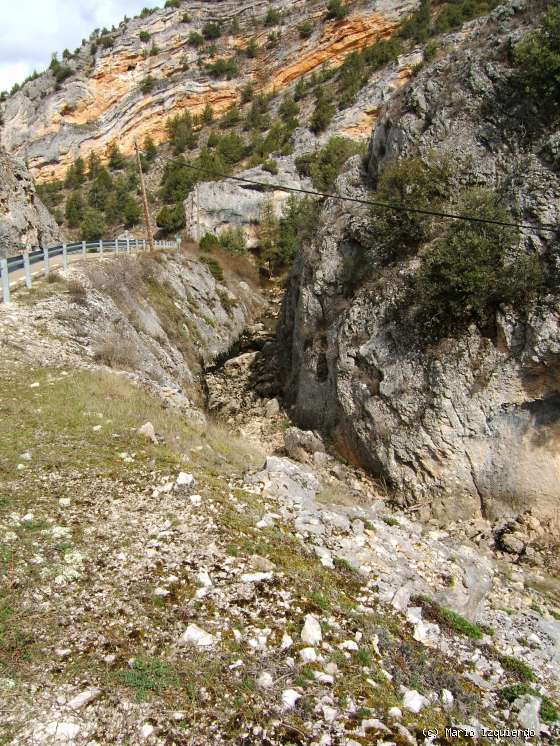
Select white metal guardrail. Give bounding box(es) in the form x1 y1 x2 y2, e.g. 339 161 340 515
0 238 179 304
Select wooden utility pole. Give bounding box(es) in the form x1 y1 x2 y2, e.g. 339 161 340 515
134 140 155 252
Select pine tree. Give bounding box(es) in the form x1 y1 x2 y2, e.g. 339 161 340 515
65 190 85 228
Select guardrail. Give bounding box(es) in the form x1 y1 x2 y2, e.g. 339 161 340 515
0 238 178 304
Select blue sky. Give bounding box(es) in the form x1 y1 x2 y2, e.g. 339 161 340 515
0 0 165 92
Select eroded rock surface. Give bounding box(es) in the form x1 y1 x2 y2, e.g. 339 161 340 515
278 1 560 533
0 148 64 257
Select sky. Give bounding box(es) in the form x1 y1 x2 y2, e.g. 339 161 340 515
0 0 165 92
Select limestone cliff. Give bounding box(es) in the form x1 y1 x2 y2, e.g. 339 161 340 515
278 1 560 533
0 148 64 257
1 0 415 183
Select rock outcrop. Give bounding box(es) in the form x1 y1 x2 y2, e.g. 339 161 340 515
278 2 560 533
0 148 64 257
0 0 415 183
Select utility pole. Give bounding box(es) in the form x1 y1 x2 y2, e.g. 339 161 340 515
134 140 155 252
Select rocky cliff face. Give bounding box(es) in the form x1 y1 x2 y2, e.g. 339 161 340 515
0 148 64 257
278 1 560 533
1 0 415 183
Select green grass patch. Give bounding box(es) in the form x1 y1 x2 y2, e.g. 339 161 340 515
499 656 535 682
500 684 558 723
119 657 180 701
412 596 485 640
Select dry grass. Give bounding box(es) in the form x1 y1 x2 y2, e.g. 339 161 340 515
93 333 140 370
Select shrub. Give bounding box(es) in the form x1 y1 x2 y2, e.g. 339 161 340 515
166 111 197 153
245 38 258 58
200 256 224 281
220 105 240 127
65 157 86 189
164 0 181 7
202 21 221 40
65 191 85 228
143 135 157 162
108 143 126 170
310 89 335 133
201 103 214 125
88 167 113 210
188 31 204 46
181 12 191 23
80 207 106 241
299 21 313 39
160 158 197 203
199 232 220 251
240 83 254 103
416 189 543 337
156 203 185 233
139 75 156 94
295 136 364 191
367 155 454 260
139 31 150 42
94 334 140 370
219 226 247 254
206 57 238 79
512 5 560 116
264 195 319 273
326 0 349 21
262 159 278 174
216 132 245 165
264 8 281 26
499 656 535 683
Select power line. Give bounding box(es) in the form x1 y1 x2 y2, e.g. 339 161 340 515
160 155 558 235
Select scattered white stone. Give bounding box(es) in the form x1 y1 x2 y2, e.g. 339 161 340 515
442 689 454 710
30 382 40 389
229 659 244 670
119 452 134 463
176 472 196 493
138 421 158 444
240 571 273 583
67 688 100 710
153 587 169 598
189 494 202 506
281 689 301 710
361 719 391 734
33 721 80 741
0 677 15 691
339 640 359 651
402 689 429 714
140 723 155 740
20 451 32 461
92 425 102 432
322 705 338 722
388 707 402 720
179 624 216 648
16 463 26 471
280 632 293 650
257 672 274 690
515 695 542 731
22 513 34 523
301 614 322 645
313 671 334 684
59 498 71 508
54 648 71 660
196 570 212 587
300 647 318 663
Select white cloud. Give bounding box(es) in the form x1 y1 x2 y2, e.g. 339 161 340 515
0 0 165 92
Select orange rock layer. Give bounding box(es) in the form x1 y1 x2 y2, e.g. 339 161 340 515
31 11 399 182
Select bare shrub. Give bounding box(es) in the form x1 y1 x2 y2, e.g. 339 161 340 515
93 333 140 370
66 278 88 304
